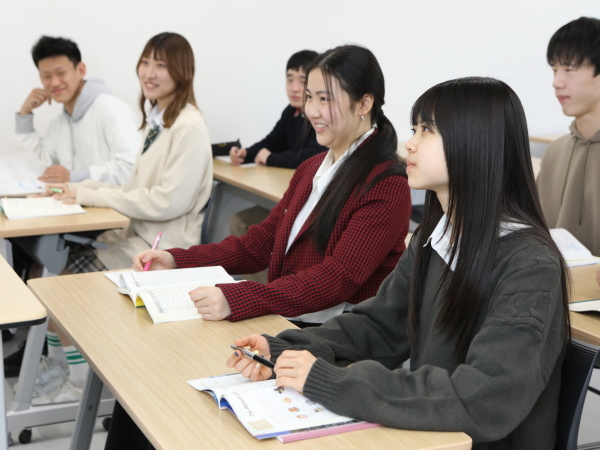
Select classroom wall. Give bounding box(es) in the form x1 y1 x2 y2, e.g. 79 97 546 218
1 0 598 158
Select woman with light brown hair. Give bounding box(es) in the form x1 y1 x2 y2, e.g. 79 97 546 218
50 32 212 271
34 32 212 405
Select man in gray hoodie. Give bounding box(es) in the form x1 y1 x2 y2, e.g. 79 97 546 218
537 17 600 257
16 36 139 184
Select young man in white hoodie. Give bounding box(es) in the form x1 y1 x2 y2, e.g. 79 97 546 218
16 35 139 184
4 36 141 397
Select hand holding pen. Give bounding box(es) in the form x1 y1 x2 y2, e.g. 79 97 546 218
143 232 163 271
226 335 273 382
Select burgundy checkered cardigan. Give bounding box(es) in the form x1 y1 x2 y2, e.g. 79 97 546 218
167 152 411 321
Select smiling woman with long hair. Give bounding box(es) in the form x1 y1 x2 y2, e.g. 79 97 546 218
229 77 570 449
133 44 411 325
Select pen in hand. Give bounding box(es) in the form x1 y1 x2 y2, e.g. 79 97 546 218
230 344 275 369
143 232 163 272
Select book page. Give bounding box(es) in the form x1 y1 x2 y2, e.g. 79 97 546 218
198 377 354 439
0 152 46 196
188 373 247 407
1 197 86 220
138 285 203 323
120 266 234 293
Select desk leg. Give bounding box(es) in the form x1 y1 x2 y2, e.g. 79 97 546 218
1 341 10 450
0 238 13 267
11 322 48 412
69 368 103 450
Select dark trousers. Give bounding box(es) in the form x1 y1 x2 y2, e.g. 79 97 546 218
104 401 154 450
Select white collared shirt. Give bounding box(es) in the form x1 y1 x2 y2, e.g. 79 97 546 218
285 127 375 253
285 128 375 324
426 214 529 271
146 105 166 130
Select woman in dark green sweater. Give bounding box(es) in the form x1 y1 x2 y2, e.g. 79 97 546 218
229 77 571 449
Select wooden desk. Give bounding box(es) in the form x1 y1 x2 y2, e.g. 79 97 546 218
0 254 47 450
213 158 293 205
0 207 129 275
529 134 566 145
28 273 471 450
205 159 294 243
570 264 600 346
0 207 129 239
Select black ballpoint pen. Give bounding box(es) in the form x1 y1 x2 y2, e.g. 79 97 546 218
230 344 275 369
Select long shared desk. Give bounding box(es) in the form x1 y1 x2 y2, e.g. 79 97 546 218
569 264 600 347
0 206 129 275
28 272 472 449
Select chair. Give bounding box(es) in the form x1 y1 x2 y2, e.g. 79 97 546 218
557 338 600 450
200 180 220 244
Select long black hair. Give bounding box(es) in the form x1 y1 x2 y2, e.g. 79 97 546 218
304 45 406 253
407 77 570 361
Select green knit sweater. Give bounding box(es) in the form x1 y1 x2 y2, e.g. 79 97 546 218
266 231 565 449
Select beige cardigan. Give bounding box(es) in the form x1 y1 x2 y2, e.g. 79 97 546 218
69 104 212 269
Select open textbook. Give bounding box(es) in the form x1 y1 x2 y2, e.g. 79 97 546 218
0 152 46 196
104 266 235 323
0 197 86 220
188 373 379 443
550 228 600 268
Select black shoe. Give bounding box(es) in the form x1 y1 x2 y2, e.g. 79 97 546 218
2 329 15 342
4 341 26 378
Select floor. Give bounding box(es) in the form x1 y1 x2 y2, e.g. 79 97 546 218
4 331 600 449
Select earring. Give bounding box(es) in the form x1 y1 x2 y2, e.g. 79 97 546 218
360 115 364 121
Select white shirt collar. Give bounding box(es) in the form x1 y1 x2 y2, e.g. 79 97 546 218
425 214 529 271
146 105 166 129
313 127 376 193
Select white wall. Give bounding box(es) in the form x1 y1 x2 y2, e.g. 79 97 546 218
1 0 598 157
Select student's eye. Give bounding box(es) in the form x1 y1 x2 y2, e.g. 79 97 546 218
157 63 167 69
422 126 431 132
410 127 416 135
320 96 329 102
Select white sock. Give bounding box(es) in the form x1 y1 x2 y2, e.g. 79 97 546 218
46 332 66 364
63 345 89 389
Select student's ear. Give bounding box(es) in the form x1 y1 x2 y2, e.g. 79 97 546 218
359 94 374 118
76 62 87 79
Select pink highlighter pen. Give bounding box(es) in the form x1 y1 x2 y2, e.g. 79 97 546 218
143 232 163 272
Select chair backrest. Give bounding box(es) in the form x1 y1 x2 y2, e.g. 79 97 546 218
556 338 600 450
200 180 220 245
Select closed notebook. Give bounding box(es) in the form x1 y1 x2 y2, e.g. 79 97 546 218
188 373 379 442
1 197 86 220
569 300 600 314
104 266 235 324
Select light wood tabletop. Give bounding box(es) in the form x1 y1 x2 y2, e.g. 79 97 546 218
569 264 600 347
213 158 294 203
0 207 129 239
529 134 566 144
0 254 46 329
28 272 471 450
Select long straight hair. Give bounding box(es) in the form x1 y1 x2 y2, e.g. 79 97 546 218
304 45 406 253
408 77 571 361
136 32 197 129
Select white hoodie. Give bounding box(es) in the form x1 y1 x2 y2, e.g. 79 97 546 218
15 78 140 184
